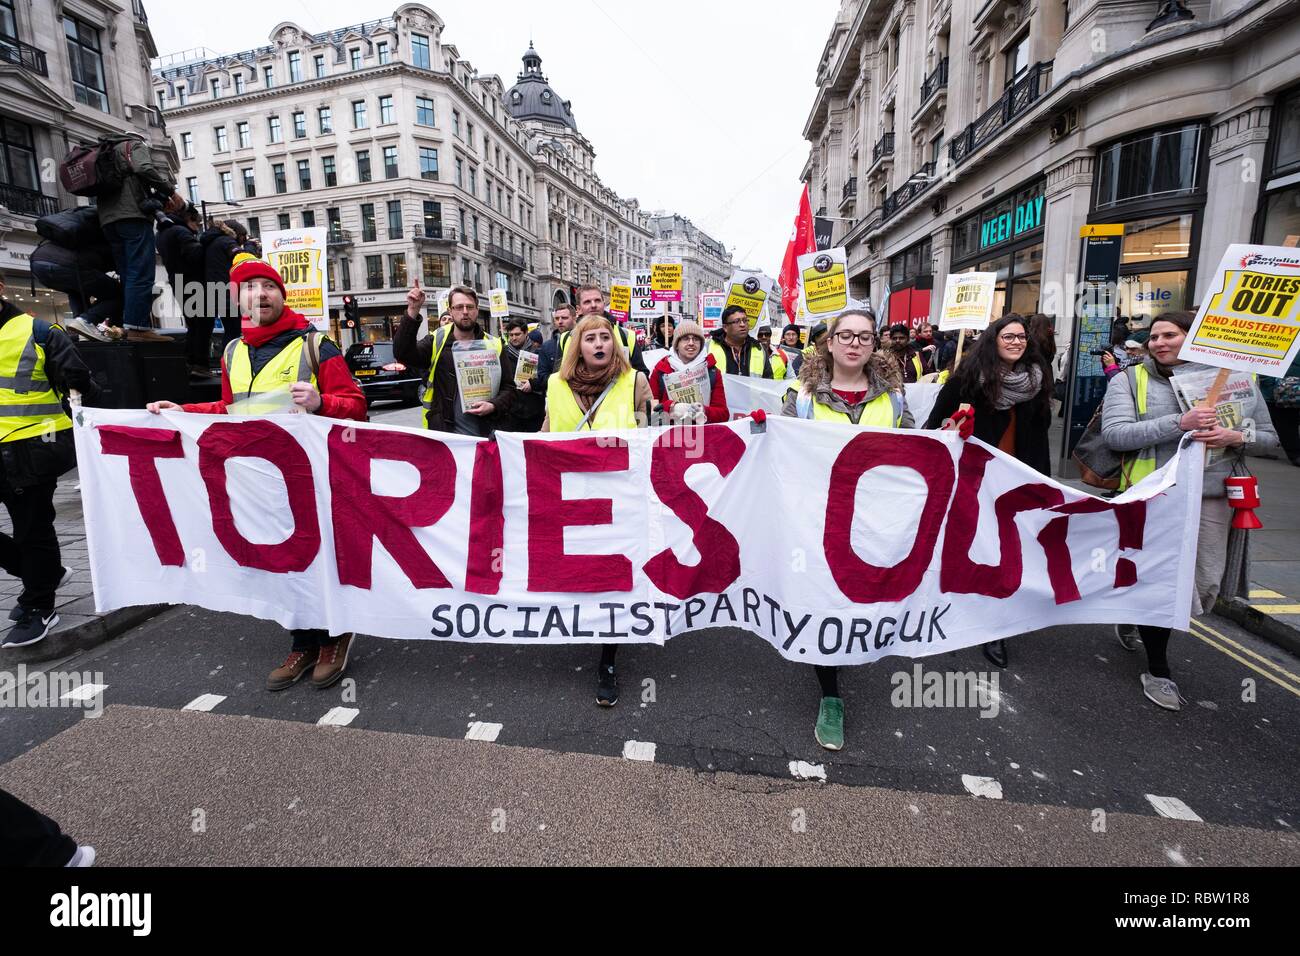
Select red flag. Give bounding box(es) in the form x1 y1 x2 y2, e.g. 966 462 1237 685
779 184 817 323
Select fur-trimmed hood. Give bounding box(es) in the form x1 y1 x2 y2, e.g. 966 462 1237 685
797 343 902 405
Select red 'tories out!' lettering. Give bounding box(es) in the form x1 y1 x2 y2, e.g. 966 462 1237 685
524 436 633 593
97 425 186 567
644 426 745 599
328 425 455 590
198 420 321 573
824 432 955 603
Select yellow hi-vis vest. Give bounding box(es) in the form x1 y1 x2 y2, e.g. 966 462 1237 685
708 338 785 379
792 386 903 427
546 368 639 432
224 331 322 414
420 325 502 429
0 313 72 443
1118 364 1155 491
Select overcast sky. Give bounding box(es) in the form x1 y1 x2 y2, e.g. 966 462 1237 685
148 0 838 276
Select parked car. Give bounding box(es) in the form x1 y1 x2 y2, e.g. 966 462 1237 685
344 341 424 406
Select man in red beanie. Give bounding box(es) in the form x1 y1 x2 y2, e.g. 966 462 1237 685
148 255 366 692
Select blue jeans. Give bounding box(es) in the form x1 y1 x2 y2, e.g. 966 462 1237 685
103 218 157 329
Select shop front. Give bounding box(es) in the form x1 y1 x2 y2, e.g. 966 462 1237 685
951 176 1045 317
885 236 932 331
1 236 72 325
1257 85 1300 247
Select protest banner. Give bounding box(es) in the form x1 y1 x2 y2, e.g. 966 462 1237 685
631 269 659 321
75 409 1199 668
436 288 451 319
263 228 329 331
609 281 632 321
700 291 725 332
721 375 943 431
651 261 684 303
797 248 848 319
489 288 510 320
1178 244 1300 377
939 273 997 332
722 271 775 330
451 340 500 412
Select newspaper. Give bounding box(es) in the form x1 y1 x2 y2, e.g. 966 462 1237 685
1169 366 1254 464
662 363 710 406
452 340 501 414
227 385 302 416
514 349 539 387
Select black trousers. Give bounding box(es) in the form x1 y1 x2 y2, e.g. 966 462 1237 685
0 475 60 612
0 789 76 866
31 260 123 326
185 312 216 368
1267 401 1299 461
290 629 339 651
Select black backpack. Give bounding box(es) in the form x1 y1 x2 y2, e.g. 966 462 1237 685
34 206 104 248
59 136 132 197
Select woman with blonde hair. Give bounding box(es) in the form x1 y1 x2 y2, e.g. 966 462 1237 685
781 308 913 751
543 314 653 704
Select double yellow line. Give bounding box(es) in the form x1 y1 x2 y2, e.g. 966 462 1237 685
1188 618 1300 698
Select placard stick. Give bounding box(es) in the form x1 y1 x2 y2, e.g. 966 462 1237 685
1197 367 1232 462
953 329 968 370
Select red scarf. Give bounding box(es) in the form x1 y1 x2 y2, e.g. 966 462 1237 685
242 307 311 347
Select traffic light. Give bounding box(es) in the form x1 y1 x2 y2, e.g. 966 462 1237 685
342 295 359 330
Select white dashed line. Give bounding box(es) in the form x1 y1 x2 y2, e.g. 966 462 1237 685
465 721 503 742
788 760 826 781
961 775 1004 799
1145 795 1203 822
317 707 359 727
182 694 226 712
60 683 107 703
622 740 656 762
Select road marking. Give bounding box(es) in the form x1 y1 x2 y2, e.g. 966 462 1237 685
60 683 106 702
182 694 226 712
1146 795 1203 822
317 707 359 727
1249 589 1284 599
1192 618 1300 683
465 721 502 742
1251 604 1300 615
961 775 1003 799
789 760 826 781
622 740 656 762
1188 623 1300 698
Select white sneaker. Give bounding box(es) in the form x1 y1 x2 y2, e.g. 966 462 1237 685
1140 673 1183 711
65 845 96 867
65 317 110 342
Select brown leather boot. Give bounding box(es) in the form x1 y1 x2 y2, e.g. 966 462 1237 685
267 648 318 691
311 634 354 689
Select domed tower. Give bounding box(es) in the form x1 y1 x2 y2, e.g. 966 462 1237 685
504 44 577 131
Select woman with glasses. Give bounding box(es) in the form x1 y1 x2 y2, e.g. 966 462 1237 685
924 313 1055 670
781 308 913 751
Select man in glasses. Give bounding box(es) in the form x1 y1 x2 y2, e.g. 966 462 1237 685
708 306 785 379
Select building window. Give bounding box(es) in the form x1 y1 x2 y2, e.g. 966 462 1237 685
247 216 259 239
361 203 376 242
416 96 435 126
234 73 245 95
1095 124 1204 209
387 200 403 239
379 95 394 125
366 255 383 289
468 122 475 148
455 158 464 187
278 213 291 231
422 252 450 286
339 256 351 290
322 155 337 187
213 127 228 154
288 51 302 83
186 177 199 203
383 145 398 179
318 106 332 134
180 132 193 158
453 110 461 137
1005 31 1030 86
356 150 371 182
293 111 306 138
64 17 108 112
237 122 250 149
419 147 438 180
178 86 188 106
469 166 477 195
264 66 274 88
350 48 362 71
302 210 315 228
389 253 407 288
268 116 282 143
242 167 256 198
297 159 311 190
313 54 325 78
272 162 286 194
411 34 431 70
422 200 442 238
352 100 367 128
1259 87 1300 246
377 41 391 65
210 78 221 99
219 171 233 201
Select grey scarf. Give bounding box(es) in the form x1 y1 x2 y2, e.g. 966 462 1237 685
988 364 1042 410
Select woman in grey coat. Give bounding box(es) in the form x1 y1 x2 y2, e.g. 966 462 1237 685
1101 311 1278 711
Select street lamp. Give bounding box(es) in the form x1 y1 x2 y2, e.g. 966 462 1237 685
200 198 241 229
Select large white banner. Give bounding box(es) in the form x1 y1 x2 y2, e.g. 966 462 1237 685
75 410 1199 666
723 375 943 430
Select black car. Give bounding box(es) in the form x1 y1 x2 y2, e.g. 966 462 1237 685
344 341 425 406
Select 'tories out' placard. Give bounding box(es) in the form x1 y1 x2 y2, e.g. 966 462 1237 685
939 273 997 331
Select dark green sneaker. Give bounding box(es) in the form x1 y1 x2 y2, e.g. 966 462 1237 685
814 696 845 751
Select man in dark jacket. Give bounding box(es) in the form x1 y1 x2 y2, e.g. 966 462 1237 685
0 274 101 648
492 318 544 432
94 133 183 332
708 306 785 378
529 301 575 398
29 207 121 339
201 219 255 352
155 205 212 374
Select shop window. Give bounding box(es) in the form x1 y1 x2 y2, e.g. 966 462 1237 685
1119 214 1194 265
1118 271 1189 324
1260 189 1300 247
1095 124 1203 209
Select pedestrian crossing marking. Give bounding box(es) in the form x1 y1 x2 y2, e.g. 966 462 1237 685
622 740 656 762
317 707 359 727
789 760 826 781
60 683 107 702
182 694 226 712
1146 795 1203 822
465 721 502 742
961 775 1003 800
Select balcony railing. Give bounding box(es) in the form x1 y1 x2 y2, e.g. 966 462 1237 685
487 243 526 270
949 61 1052 167
413 224 458 244
327 228 353 247
0 37 49 77
0 184 59 218
872 132 895 164
841 177 857 204
921 57 949 105
882 162 938 221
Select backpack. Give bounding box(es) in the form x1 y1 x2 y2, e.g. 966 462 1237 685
1070 366 1139 490
59 137 133 197
34 206 104 248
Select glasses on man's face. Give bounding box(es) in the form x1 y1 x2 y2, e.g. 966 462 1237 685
724 318 748 327
833 330 875 346
999 333 1029 344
